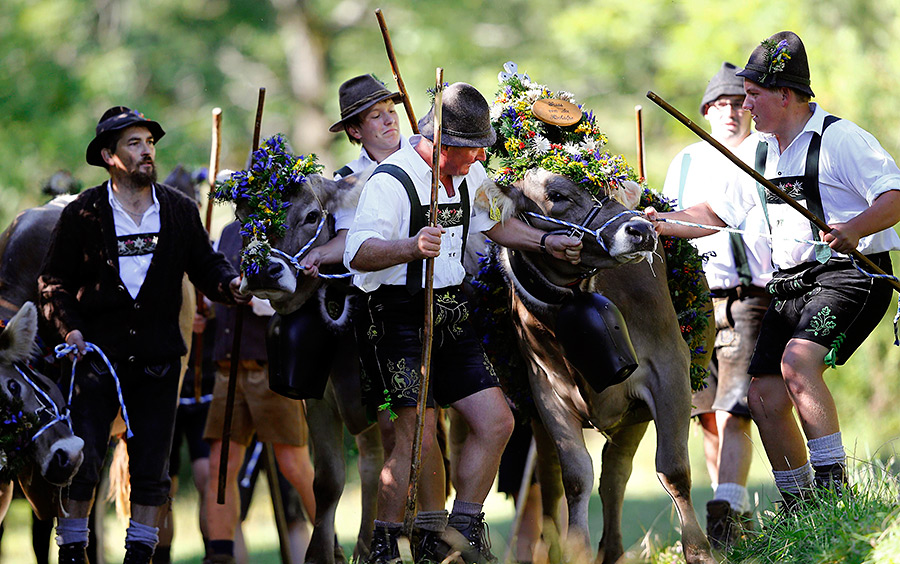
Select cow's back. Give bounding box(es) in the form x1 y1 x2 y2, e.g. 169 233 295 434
0 196 71 318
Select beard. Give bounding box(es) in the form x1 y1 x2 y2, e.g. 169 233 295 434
129 162 157 186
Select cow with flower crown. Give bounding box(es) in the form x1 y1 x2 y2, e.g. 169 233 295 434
463 64 716 564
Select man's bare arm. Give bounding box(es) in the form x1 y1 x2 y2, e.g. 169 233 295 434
349 226 445 272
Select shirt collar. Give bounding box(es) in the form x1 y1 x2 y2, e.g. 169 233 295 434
107 182 160 214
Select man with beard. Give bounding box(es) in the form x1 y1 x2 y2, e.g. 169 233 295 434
39 106 248 564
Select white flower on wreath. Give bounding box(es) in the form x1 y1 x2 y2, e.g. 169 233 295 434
533 135 551 154
557 90 576 102
580 136 601 154
563 142 581 156
489 103 504 121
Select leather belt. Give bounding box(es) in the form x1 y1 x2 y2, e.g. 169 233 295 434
709 285 769 300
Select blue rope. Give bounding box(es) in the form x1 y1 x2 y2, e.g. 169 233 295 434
13 364 72 442
522 209 642 253
268 217 353 280
54 342 134 439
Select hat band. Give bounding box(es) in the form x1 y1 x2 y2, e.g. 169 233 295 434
340 90 391 119
745 63 811 86
443 125 493 139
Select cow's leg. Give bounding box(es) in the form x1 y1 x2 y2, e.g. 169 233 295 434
306 387 346 564
329 332 382 560
595 422 648 564
531 416 565 564
529 375 594 558
644 380 715 564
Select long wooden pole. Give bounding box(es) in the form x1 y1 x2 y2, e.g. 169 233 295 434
646 90 900 292
634 105 645 180
403 68 442 536
193 107 223 402
375 8 419 134
218 87 266 505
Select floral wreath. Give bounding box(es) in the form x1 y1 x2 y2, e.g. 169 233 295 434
760 38 792 82
473 64 709 393
213 134 323 276
0 384 40 482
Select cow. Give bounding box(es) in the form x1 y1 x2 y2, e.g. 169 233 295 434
232 169 383 564
472 170 716 564
0 301 85 523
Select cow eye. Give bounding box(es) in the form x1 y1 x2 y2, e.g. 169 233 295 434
547 190 567 203
7 379 21 397
304 210 321 225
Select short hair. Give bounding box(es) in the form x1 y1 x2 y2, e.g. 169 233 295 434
342 115 363 145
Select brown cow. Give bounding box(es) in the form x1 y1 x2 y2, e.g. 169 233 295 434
233 170 383 563
474 171 716 564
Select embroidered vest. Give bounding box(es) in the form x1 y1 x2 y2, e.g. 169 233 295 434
370 164 470 294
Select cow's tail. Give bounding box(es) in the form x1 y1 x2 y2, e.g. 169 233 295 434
106 438 131 522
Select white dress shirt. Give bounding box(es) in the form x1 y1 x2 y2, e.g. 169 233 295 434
709 104 900 270
344 135 497 292
108 183 160 299
663 135 773 289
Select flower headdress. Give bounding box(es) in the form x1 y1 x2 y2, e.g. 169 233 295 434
0 388 39 482
213 134 323 276
760 38 792 83
479 64 709 392
487 67 637 199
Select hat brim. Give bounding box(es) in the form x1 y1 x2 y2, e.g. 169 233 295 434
86 120 165 167
735 68 815 98
417 109 497 148
328 92 403 133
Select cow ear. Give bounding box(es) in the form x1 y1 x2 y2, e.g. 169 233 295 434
609 180 642 210
234 200 252 223
474 179 520 223
0 301 38 364
324 171 367 217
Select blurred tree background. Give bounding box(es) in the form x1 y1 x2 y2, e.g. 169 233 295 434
3 0 900 454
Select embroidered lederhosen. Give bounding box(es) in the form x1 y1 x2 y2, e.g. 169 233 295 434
369 163 470 294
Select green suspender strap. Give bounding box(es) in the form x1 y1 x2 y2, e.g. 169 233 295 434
370 163 470 294
677 153 691 210
754 141 771 230
333 165 354 179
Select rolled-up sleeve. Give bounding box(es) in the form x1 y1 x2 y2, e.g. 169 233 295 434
343 173 409 270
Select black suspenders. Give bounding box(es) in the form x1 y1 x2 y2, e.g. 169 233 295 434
370 164 470 294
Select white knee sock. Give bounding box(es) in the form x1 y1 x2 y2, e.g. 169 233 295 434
714 482 750 513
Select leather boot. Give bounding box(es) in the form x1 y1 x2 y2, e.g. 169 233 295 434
447 512 497 564
58 542 89 564
122 541 154 564
365 526 401 564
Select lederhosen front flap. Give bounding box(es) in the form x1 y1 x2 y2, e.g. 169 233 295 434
370 163 469 294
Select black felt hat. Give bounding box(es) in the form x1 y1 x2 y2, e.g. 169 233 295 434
86 106 165 167
418 82 496 148
736 31 814 98
329 75 402 133
700 62 746 115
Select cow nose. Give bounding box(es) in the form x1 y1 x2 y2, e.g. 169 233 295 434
52 449 70 470
625 220 655 246
266 261 284 278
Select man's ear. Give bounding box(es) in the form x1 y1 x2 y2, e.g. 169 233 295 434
101 147 114 167
346 124 362 142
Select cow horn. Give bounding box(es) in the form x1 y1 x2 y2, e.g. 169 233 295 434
474 179 516 223
0 301 39 364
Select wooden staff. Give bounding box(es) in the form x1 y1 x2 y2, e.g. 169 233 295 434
646 90 900 292
503 438 538 564
218 87 266 504
193 107 223 402
634 105 645 179
403 68 442 536
375 8 419 134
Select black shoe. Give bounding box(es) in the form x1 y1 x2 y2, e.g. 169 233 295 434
705 500 751 550
366 526 401 564
447 512 496 564
813 462 848 494
411 528 463 564
58 542 89 564
123 542 154 564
